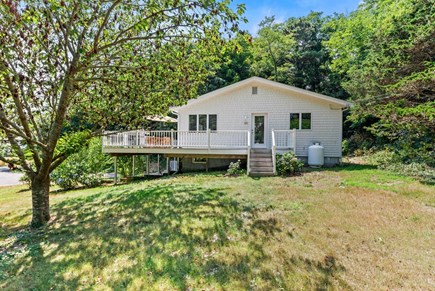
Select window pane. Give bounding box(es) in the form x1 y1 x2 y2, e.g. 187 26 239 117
254 116 265 144
189 115 197 131
193 157 207 163
208 114 217 131
198 114 207 131
301 113 311 129
290 113 299 129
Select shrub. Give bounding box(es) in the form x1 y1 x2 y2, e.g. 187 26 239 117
276 152 304 176
79 173 104 188
227 160 244 176
51 137 111 190
368 149 435 184
52 170 78 190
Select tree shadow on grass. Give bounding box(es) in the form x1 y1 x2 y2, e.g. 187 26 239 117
1 183 346 289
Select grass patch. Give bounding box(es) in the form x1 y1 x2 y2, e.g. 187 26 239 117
0 165 434 290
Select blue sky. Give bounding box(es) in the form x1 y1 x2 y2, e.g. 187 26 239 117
231 0 361 34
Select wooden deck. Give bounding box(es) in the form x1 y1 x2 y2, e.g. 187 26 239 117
103 129 296 179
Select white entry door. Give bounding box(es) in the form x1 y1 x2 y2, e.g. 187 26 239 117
252 114 267 148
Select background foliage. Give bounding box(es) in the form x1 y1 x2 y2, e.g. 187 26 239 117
51 138 111 190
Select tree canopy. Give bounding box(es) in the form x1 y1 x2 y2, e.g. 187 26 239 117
0 0 244 227
250 16 294 84
325 0 434 165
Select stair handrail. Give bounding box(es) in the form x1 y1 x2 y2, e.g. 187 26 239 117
271 129 277 175
247 130 251 175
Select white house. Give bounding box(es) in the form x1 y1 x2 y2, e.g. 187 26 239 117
103 77 351 176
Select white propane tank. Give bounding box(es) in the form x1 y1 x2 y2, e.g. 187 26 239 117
308 142 324 167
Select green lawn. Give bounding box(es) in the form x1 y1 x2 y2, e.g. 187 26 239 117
1 164 434 290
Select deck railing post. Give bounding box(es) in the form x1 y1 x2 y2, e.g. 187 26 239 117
171 129 174 148
136 131 139 147
207 129 211 150
247 130 251 175
293 129 296 152
272 129 277 175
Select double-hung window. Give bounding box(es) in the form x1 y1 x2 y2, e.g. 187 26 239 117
290 113 311 130
189 114 217 131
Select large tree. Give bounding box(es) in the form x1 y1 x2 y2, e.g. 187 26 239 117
326 0 434 163
200 32 253 94
250 16 294 83
284 12 347 99
0 0 244 227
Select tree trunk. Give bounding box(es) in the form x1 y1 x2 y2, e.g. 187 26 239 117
31 174 50 228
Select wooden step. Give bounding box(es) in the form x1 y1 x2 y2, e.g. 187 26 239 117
250 157 272 162
250 166 273 170
251 149 272 153
250 153 273 158
249 149 275 177
250 160 273 167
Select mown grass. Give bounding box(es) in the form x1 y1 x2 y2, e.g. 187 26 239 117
0 164 434 290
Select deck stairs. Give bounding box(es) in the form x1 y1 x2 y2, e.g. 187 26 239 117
249 149 275 177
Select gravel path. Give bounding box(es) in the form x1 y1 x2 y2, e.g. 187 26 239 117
0 166 24 186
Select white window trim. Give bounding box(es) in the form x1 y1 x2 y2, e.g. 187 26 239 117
290 112 312 130
189 114 217 131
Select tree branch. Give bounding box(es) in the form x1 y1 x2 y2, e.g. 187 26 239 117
1 61 42 168
0 154 18 165
93 0 122 52
0 118 32 173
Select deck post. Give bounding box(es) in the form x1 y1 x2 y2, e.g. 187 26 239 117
157 154 160 174
114 156 118 184
146 155 149 175
132 155 135 177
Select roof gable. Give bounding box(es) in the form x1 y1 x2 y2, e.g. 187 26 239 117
174 77 351 111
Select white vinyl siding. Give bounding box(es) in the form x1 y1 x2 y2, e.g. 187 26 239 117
178 83 343 158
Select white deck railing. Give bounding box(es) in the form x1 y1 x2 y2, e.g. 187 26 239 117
272 129 296 150
271 129 297 175
103 130 250 149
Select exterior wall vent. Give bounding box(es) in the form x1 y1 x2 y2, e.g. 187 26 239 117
252 86 258 95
